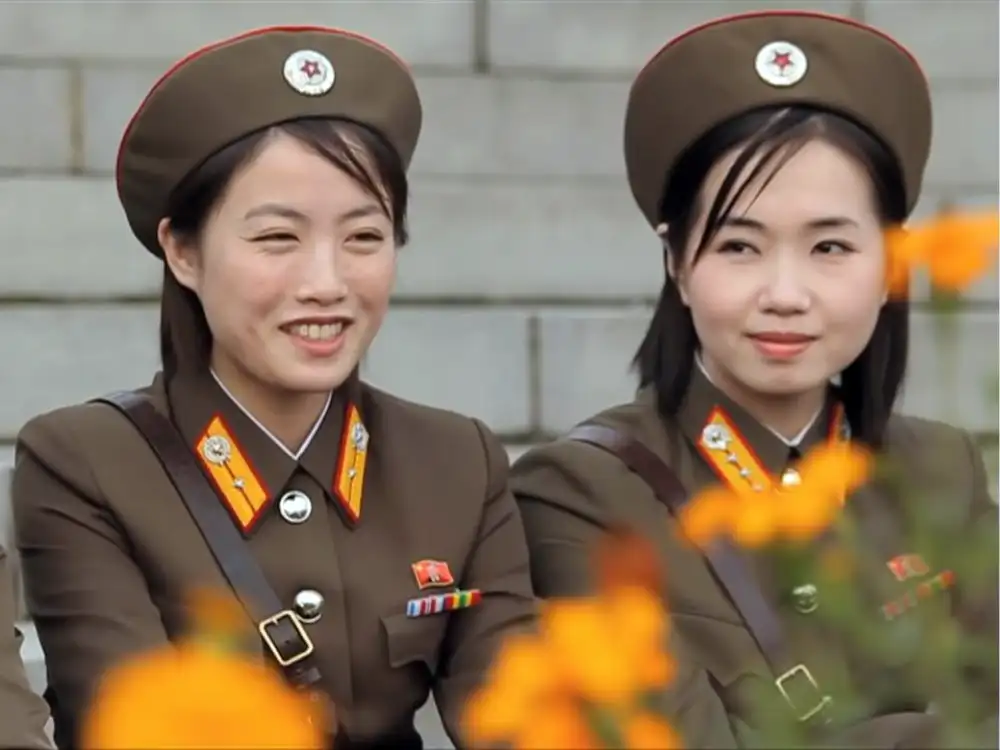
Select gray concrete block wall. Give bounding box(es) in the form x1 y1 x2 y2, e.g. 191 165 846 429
0 0 996 451
0 1 996 744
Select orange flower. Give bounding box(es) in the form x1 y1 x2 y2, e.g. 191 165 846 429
731 493 781 548
544 587 673 706
462 634 561 744
679 485 738 547
680 442 873 549
462 534 681 749
81 590 325 749
516 695 599 749
884 224 925 297
776 442 873 543
885 210 999 297
925 212 999 292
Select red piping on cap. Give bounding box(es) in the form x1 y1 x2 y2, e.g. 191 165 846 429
114 25 412 192
634 10 927 85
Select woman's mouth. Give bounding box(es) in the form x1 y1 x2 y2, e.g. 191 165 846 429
286 321 345 341
281 319 353 358
747 332 817 359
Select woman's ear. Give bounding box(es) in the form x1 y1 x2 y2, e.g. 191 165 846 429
158 218 201 293
658 223 691 306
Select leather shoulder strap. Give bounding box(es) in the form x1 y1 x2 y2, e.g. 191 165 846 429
93 390 322 691
568 422 832 724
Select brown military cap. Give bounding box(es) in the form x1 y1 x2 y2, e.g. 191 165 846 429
117 26 422 256
624 11 932 229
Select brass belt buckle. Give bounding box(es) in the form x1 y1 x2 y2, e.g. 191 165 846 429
774 663 832 723
258 609 315 667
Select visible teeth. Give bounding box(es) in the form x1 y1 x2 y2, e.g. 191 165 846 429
293 322 344 340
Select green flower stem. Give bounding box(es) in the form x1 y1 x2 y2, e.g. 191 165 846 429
583 703 627 748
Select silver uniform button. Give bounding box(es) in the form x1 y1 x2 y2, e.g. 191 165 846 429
780 467 802 487
293 589 325 623
278 490 312 524
792 583 819 614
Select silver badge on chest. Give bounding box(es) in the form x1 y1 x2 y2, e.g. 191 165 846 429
278 490 313 524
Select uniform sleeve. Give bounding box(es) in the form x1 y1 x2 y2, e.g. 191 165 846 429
12 414 169 749
432 420 538 746
510 440 742 748
955 430 998 732
0 543 52 750
510 439 632 597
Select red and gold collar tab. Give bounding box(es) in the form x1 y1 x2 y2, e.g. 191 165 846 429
195 414 273 533
333 403 369 525
173 369 371 534
192 401 371 532
697 403 848 497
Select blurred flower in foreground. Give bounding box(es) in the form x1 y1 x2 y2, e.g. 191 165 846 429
885 210 999 298
80 589 326 749
462 530 681 749
681 442 873 549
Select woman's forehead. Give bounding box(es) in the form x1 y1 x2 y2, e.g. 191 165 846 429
219 134 390 216
699 139 876 221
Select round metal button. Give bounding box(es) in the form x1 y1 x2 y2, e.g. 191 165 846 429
780 467 802 487
293 589 325 623
791 583 819 614
278 490 312 524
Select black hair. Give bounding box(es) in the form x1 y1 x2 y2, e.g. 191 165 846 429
633 106 909 447
158 117 409 377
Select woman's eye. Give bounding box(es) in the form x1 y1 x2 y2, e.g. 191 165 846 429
352 231 384 243
255 232 297 243
814 241 854 255
718 240 756 255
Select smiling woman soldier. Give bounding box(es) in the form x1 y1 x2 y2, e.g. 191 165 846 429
11 27 535 750
511 10 997 748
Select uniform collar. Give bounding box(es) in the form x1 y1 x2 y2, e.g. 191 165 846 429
168 367 366 533
677 361 839 477
694 353 823 449
209 369 332 460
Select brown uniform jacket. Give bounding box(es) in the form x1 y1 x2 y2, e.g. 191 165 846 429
12 370 536 749
0 543 51 750
511 370 998 748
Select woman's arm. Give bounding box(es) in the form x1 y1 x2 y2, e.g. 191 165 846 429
13 412 170 749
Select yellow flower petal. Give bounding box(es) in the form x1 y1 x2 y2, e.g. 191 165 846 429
544 600 638 705
462 633 557 743
731 494 778 548
926 212 999 292
81 644 324 749
514 696 598 749
797 442 872 494
884 224 926 299
679 486 735 547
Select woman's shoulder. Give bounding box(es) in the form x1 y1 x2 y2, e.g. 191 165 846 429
883 413 986 496
509 394 669 506
361 383 510 490
884 413 980 469
361 382 502 448
18 382 160 449
15 382 162 491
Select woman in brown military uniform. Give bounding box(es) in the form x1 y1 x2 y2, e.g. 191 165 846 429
12 27 535 750
0 543 51 749
511 10 997 748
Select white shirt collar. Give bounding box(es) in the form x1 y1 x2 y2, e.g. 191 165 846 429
210 370 332 460
694 353 822 448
